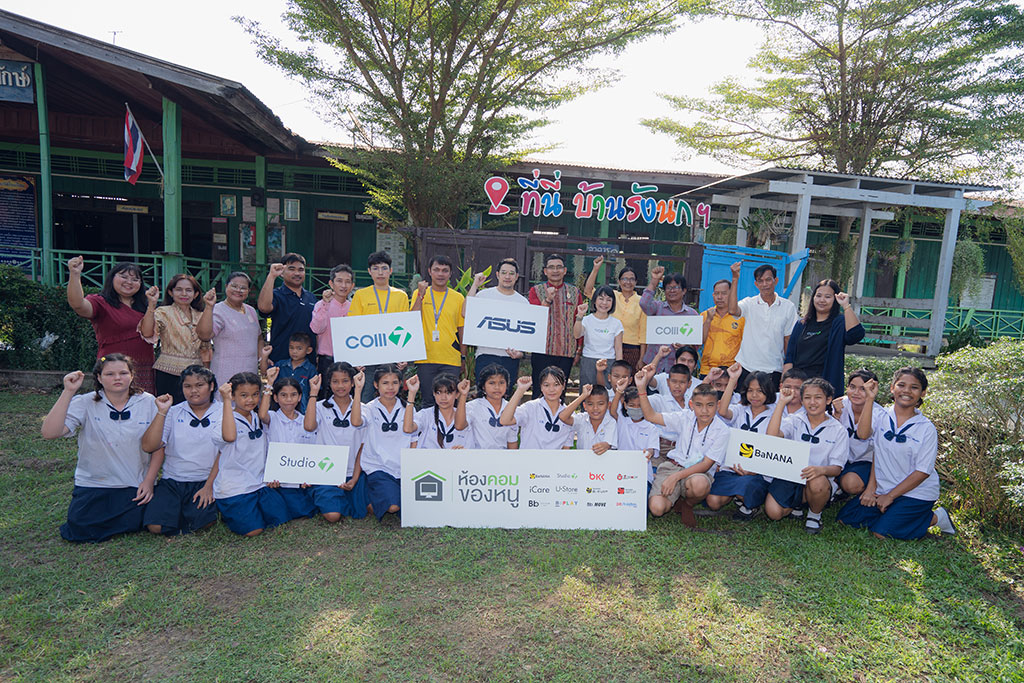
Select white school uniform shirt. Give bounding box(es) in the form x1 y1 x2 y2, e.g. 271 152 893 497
580 313 624 359
212 411 268 499
359 398 412 478
474 287 530 357
513 398 571 449
837 398 888 464
869 407 940 501
267 409 319 488
734 293 798 373
569 411 618 450
316 398 366 478
413 407 472 449
780 413 848 469
651 374 701 401
728 403 777 434
161 401 222 482
64 390 157 488
616 414 661 483
647 391 689 442
661 411 730 474
466 397 518 449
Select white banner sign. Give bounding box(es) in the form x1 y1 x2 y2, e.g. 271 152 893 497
264 443 350 486
462 296 549 354
401 449 648 530
645 314 703 345
722 428 810 484
330 311 427 366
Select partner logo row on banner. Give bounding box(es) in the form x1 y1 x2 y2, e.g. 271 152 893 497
462 297 549 354
330 311 428 366
401 449 648 530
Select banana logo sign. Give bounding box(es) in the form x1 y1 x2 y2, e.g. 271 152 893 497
739 443 754 458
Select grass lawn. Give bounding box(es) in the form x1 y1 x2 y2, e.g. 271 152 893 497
2 389 1023 682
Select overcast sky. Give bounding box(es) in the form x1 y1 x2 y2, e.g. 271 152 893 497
5 1 764 175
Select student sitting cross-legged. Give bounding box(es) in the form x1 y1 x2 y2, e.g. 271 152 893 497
764 377 848 534
836 367 956 539
636 365 729 529
558 383 617 454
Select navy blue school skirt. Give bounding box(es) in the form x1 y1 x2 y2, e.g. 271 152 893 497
767 479 806 510
365 471 401 520
840 461 872 489
143 478 219 535
310 478 369 519
216 486 290 536
276 487 316 520
837 495 936 540
60 486 145 543
709 471 770 508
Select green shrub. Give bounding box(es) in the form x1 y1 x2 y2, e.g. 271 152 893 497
925 338 1024 533
0 266 97 371
843 355 924 404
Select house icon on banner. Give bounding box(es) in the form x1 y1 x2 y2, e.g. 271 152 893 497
412 470 446 502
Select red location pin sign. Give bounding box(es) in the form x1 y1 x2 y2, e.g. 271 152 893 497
484 176 510 215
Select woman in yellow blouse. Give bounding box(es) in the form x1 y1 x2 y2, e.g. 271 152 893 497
584 256 647 369
140 273 211 404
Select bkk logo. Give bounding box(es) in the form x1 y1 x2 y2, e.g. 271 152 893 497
344 326 412 350
476 317 536 334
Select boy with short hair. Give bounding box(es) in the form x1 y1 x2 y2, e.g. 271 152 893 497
596 359 635 390
260 332 317 412
558 383 617 454
779 368 808 417
637 369 729 528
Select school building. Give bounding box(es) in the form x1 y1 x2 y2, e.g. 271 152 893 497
1 9 1022 353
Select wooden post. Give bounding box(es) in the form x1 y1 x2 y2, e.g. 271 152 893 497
34 62 54 285
787 175 812 305
927 192 963 355
162 97 183 275
735 197 749 247
852 204 872 313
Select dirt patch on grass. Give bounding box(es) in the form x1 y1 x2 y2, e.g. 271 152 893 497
84 626 200 681
0 454 69 474
195 575 257 614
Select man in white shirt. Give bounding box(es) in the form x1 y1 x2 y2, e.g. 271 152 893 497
465 258 528 393
728 261 798 390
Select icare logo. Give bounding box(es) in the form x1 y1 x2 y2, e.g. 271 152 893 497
344 326 412 350
739 443 754 458
318 457 334 472
477 317 537 334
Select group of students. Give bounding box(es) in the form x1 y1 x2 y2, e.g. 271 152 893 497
42 339 955 543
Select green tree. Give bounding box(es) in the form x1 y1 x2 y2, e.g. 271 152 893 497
642 0 1024 257
240 0 690 235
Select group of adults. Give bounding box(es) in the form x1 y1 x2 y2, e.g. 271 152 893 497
65 249 865 401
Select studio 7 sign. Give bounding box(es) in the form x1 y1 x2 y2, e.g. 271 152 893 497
264 443 350 486
462 297 549 354
330 311 427 365
645 315 703 345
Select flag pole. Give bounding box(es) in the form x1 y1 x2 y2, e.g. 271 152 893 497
124 103 164 180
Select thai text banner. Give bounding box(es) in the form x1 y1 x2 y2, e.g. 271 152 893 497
264 443 350 486
401 449 648 530
722 429 810 484
462 297 549 354
330 311 428 365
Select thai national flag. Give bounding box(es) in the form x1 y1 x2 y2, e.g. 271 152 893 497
123 108 143 184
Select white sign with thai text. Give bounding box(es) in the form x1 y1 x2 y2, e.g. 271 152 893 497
401 449 648 530
722 428 810 484
330 311 427 366
462 297 549 354
264 443 350 486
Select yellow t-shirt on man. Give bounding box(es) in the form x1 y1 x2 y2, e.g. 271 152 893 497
411 287 466 366
700 307 745 376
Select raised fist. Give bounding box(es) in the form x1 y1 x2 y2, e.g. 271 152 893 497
67 256 84 276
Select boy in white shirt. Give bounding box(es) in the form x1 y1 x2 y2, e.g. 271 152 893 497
558 384 617 454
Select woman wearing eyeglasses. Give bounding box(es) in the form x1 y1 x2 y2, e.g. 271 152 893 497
66 256 157 393
197 271 262 389
583 257 647 371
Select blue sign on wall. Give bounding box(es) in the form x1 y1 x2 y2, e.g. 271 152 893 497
0 176 38 270
0 60 34 104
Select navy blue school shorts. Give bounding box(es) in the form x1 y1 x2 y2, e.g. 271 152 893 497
840 461 872 489
143 478 218 535
60 486 145 543
276 487 316 520
310 478 369 519
709 471 770 508
837 495 936 540
365 471 401 520
216 486 290 536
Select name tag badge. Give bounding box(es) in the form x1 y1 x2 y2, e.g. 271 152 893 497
432 329 440 342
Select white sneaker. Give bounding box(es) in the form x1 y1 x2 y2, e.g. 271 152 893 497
933 507 957 536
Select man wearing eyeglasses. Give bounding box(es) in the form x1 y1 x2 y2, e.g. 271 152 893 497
639 266 699 374
728 261 798 389
527 254 583 396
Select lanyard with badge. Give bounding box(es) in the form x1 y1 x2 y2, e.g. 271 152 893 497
373 286 391 314
430 287 448 342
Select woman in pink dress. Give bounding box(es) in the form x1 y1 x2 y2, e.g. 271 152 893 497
66 256 156 393
197 271 262 384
